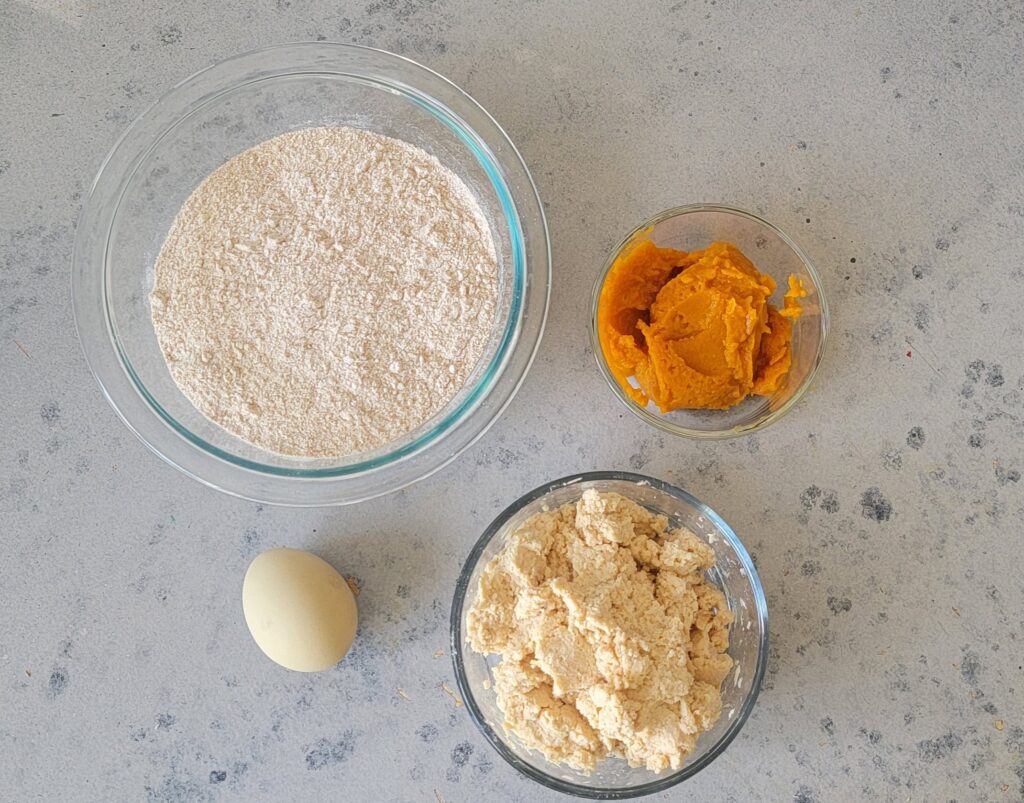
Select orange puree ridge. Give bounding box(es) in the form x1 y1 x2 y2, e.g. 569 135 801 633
597 240 805 412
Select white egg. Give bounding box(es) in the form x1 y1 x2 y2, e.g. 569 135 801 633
242 548 358 672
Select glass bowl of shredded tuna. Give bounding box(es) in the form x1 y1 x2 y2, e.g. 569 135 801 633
72 43 550 505
451 472 768 798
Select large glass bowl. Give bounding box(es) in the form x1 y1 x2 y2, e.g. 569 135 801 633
450 472 768 799
590 205 828 438
72 43 550 506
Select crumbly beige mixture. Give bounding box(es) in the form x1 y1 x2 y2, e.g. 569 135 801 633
466 489 734 773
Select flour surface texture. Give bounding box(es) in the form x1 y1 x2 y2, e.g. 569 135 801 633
150 127 499 458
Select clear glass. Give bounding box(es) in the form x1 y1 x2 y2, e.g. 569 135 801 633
450 472 769 799
590 205 829 438
72 43 550 505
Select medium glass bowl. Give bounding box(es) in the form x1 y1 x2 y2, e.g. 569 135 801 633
590 205 828 438
450 472 768 799
72 43 550 506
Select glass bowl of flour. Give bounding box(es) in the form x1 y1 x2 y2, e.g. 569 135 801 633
451 472 769 798
72 43 550 505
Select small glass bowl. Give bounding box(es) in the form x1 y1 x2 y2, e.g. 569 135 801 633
72 43 550 505
590 205 828 438
450 472 768 799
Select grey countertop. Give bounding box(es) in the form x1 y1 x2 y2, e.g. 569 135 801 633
3 1 1023 800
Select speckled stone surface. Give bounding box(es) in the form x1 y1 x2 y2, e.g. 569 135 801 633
3 2 1024 800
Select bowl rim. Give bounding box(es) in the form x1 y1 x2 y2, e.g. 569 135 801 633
71 42 551 505
589 203 830 440
449 470 770 799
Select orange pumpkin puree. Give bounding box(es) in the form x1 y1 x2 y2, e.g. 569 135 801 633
597 240 806 411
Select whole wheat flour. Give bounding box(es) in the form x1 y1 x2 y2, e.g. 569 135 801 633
151 126 498 457
466 489 734 773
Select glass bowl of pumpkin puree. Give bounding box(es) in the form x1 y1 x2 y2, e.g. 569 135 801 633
590 205 828 438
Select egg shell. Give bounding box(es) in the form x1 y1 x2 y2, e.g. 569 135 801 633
242 548 357 672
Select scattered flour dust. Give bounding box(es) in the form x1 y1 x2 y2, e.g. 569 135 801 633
150 126 498 457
